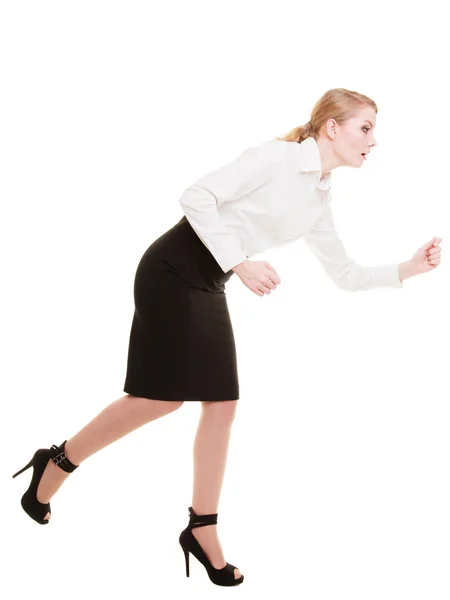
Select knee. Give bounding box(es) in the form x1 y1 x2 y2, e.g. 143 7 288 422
170 401 184 410
201 399 238 424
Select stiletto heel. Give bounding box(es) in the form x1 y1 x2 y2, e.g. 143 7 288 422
12 459 34 478
12 440 79 524
179 506 244 586
182 545 190 577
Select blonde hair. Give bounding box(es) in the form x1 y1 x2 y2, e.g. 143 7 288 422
274 87 378 143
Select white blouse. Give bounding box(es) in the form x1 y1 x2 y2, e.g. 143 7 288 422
178 136 403 292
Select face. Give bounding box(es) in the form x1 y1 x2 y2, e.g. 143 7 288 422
327 106 377 168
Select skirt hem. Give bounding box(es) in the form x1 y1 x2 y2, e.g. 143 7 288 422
123 388 239 402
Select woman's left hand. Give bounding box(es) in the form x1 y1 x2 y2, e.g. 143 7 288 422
410 236 442 274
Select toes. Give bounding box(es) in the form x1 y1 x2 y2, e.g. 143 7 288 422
234 568 242 579
44 513 51 520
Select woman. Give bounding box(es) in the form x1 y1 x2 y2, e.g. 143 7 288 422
12 88 442 587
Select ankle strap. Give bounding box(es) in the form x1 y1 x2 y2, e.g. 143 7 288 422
51 440 79 473
188 506 218 529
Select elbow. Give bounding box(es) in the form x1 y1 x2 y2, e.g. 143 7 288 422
178 189 190 207
178 189 197 213
332 272 359 292
178 185 216 210
333 263 364 292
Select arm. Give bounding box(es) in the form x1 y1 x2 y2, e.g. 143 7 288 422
178 142 282 273
302 205 404 292
398 260 420 282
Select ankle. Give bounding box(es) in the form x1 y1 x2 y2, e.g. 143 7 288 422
191 505 218 516
63 440 81 467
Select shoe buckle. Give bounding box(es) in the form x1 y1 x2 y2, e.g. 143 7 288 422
53 451 67 466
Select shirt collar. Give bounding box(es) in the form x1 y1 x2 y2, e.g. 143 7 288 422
296 136 332 191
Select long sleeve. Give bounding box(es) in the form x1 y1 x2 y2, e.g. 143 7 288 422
178 142 282 273
302 204 403 292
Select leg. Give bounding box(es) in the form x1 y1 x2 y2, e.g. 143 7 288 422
37 394 183 519
191 399 242 580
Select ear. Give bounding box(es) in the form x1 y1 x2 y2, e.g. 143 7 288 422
326 118 338 139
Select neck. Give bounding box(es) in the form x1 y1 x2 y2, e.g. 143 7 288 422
316 135 340 179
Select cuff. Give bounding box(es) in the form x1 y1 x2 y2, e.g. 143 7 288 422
378 263 404 288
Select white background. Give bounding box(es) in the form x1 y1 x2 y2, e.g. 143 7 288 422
2 1 449 599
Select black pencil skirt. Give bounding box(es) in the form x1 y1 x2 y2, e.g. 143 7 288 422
123 215 241 401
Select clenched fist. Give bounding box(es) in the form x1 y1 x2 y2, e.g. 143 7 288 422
232 260 281 297
411 236 442 274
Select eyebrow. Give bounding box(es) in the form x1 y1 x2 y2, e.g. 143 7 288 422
363 120 374 127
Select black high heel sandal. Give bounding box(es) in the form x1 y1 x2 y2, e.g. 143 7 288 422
179 506 244 586
12 440 79 524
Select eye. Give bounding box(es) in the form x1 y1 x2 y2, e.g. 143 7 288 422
362 127 370 133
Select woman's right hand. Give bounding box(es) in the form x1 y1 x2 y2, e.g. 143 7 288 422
232 259 281 297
